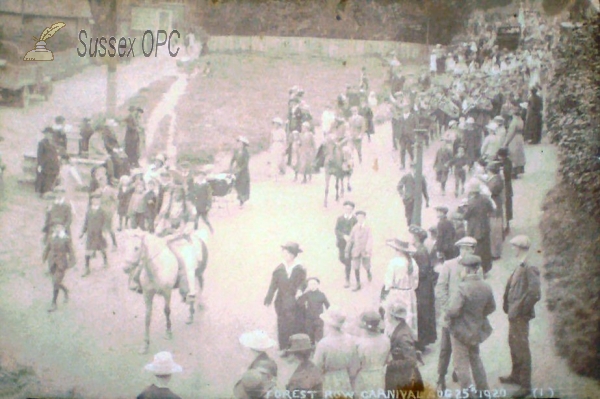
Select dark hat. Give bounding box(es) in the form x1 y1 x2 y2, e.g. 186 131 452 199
455 236 477 247
286 334 313 353
90 193 102 200
360 311 382 332
409 225 428 241
234 370 268 398
128 105 136 112
281 242 302 256
82 117 91 122
55 116 65 123
460 254 482 267
136 107 144 113
306 277 320 285
435 206 449 214
355 210 366 216
343 200 355 208
386 238 416 253
486 161 502 172
43 127 53 134
388 301 408 319
497 147 509 157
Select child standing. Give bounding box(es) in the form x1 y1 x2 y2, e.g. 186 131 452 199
450 146 469 197
128 179 147 230
80 194 108 277
144 179 159 234
297 277 330 344
117 175 132 231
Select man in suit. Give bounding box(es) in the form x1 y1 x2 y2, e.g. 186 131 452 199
264 242 307 354
446 254 496 394
397 163 429 226
434 236 477 391
43 223 76 312
188 170 214 233
36 127 61 197
500 235 541 399
334 201 357 288
345 210 373 292
398 104 417 169
462 184 494 275
435 206 456 261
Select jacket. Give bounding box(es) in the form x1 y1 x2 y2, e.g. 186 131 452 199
37 138 60 174
503 261 541 321
345 222 373 258
286 360 323 398
43 234 76 270
335 215 357 249
264 263 307 314
436 217 456 258
397 173 429 203
447 274 496 346
435 256 464 328
463 193 493 240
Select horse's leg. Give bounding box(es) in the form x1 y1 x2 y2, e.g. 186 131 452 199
324 172 330 208
140 291 153 354
164 291 173 339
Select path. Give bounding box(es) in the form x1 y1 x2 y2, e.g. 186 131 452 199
1 108 599 398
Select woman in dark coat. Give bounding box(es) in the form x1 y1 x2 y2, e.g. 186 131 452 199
524 86 543 144
409 225 437 350
230 136 251 207
264 242 307 353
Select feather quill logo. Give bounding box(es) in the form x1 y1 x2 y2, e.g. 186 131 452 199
23 22 66 61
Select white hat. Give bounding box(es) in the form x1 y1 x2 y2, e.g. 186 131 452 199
239 330 276 351
272 117 283 125
144 352 182 375
105 119 118 127
510 235 531 249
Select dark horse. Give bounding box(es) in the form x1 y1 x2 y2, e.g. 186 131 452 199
316 138 353 207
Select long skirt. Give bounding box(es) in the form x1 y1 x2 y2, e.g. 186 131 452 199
234 169 250 203
323 369 352 394
383 290 417 336
415 279 437 346
475 233 492 274
355 368 386 396
490 216 504 258
271 143 286 174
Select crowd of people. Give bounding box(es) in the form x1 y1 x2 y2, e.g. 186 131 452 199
29 4 558 399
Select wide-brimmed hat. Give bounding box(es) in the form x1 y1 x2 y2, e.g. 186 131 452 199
386 238 416 253
272 117 283 125
408 225 428 242
237 136 250 145
360 311 382 332
510 235 531 250
144 351 183 375
343 200 355 208
320 307 346 329
42 126 53 134
105 119 118 128
435 205 449 214
485 121 498 131
281 241 302 256
466 117 475 124
239 330 276 351
455 236 477 247
286 334 313 353
389 301 408 319
493 115 505 123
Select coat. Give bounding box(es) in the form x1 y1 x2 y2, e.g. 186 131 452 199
486 174 505 218
434 147 453 173
137 384 182 399
385 320 423 391
447 274 496 346
230 147 251 202
436 217 456 260
188 181 213 213
37 138 60 174
298 131 316 174
43 234 76 272
354 333 390 395
397 173 429 203
503 261 541 321
102 127 119 155
264 263 307 348
499 157 513 221
463 193 493 240
124 115 141 162
414 243 437 346
345 222 373 259
286 360 323 398
335 215 357 250
313 332 359 393
398 113 417 143
435 256 464 328
504 116 526 169
81 207 107 251
43 201 73 236
524 93 543 144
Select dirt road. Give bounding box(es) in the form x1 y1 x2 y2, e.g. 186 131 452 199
0 58 599 399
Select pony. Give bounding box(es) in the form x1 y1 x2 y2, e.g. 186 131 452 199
123 229 208 354
317 137 353 207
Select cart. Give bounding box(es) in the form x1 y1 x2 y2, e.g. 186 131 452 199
0 40 53 108
207 173 236 212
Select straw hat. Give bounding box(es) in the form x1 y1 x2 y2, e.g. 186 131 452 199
237 136 250 145
239 330 276 351
144 351 183 375
385 238 416 254
286 334 313 353
359 311 382 332
389 301 408 320
320 307 346 329
510 235 531 250
281 242 302 256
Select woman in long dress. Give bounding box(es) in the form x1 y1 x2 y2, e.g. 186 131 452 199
504 106 526 177
313 307 359 394
354 311 390 397
297 122 316 184
380 239 419 337
486 162 505 260
270 118 287 178
230 136 251 207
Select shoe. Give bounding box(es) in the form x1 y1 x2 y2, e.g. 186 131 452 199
512 387 531 398
436 377 446 392
48 303 57 313
352 284 361 292
367 271 372 282
499 375 520 384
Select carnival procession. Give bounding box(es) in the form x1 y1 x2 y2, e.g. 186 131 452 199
0 1 597 399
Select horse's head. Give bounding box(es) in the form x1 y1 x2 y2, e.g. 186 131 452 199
123 228 146 268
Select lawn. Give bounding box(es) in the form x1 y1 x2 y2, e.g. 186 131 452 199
175 53 421 165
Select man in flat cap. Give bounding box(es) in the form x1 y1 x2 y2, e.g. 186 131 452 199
334 201 357 288
446 254 495 394
435 206 456 261
264 242 307 355
397 163 429 226
462 183 493 275
36 127 61 197
500 235 541 398
345 210 373 291
434 236 477 391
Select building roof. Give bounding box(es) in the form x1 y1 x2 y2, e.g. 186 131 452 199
0 0 92 18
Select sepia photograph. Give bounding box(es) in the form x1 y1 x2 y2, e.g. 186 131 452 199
0 0 599 398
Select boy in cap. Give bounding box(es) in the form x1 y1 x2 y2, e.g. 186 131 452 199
450 146 469 197
435 206 456 261
434 236 477 391
434 138 453 195
138 351 183 399
345 210 373 291
334 200 357 288
188 170 214 233
297 277 330 344
446 254 495 394
78 117 94 157
43 223 76 312
500 235 541 398
42 185 73 244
